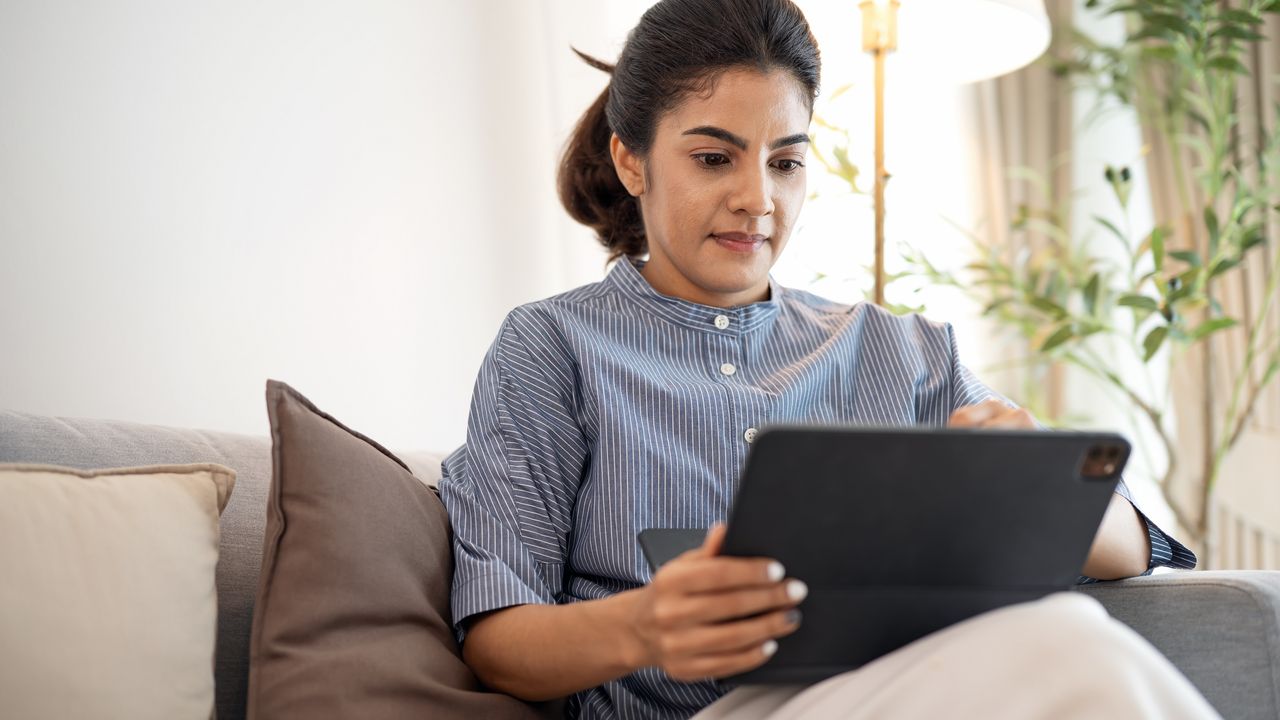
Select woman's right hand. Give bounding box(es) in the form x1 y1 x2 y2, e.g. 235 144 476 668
627 523 807 682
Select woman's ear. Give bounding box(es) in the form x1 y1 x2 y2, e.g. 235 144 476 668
609 134 646 197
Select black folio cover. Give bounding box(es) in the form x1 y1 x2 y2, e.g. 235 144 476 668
639 528 710 574
638 426 1128 684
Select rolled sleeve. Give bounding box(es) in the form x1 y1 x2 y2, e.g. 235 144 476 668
1076 477 1197 584
437 310 588 646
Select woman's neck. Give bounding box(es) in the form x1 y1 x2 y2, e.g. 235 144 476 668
636 257 770 309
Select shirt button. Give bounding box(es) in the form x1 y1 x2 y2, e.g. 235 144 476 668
720 363 737 376
744 427 758 443
714 315 730 330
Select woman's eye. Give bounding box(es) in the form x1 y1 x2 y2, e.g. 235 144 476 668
693 154 804 173
695 153 730 168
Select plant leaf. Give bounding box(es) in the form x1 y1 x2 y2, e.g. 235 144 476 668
1131 25 1174 41
1209 256 1242 277
1189 317 1239 341
1220 8 1263 25
1119 294 1160 311
1143 325 1169 361
1204 206 1220 253
1084 272 1101 316
1207 55 1251 75
1106 3 1145 15
1211 25 1265 42
982 298 1014 315
1030 296 1070 319
1145 13 1197 39
1262 356 1280 388
1169 249 1202 267
1093 215 1129 251
1242 229 1268 251
1141 45 1180 62
1040 324 1076 352
830 145 862 193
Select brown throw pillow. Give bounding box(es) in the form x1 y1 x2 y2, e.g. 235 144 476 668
247 380 553 720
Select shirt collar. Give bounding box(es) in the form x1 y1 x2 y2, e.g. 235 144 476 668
605 257 783 334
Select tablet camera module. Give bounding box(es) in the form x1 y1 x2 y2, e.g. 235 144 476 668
1081 443 1125 480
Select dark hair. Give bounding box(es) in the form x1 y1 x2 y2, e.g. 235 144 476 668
556 0 821 261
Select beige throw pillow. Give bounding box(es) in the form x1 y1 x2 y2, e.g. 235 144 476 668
0 462 235 720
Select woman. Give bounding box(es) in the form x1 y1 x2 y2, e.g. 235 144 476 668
438 1 1212 718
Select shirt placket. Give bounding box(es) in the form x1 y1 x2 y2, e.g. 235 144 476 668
710 312 756 450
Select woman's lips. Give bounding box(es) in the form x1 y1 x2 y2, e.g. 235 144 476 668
712 233 767 253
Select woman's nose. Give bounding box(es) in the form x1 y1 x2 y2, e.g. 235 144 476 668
730 165 775 217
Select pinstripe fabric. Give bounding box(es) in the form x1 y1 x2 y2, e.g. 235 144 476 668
437 258 1195 720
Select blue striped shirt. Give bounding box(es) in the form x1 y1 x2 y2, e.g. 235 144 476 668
438 257 1195 720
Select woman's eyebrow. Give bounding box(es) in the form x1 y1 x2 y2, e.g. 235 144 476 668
681 125 810 150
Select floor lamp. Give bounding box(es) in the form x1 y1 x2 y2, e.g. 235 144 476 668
856 0 1052 306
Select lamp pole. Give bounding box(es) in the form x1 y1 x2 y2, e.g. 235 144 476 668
859 0 898 307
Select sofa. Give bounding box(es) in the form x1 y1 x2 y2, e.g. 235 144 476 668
2 407 1278 719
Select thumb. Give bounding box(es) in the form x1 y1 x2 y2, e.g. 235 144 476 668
697 522 727 557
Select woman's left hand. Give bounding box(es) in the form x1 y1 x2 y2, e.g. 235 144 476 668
949 398 1149 578
948 399 1036 430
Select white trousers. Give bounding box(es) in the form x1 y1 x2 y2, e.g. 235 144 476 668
690 592 1220 719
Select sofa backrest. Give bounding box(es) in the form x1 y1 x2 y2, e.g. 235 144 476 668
0 410 444 720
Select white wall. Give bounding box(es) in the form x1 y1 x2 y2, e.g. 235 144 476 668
0 0 653 450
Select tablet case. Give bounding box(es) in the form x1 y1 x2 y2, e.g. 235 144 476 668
638 528 710 574
638 426 1128 685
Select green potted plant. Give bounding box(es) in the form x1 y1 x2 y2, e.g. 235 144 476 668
896 0 1280 562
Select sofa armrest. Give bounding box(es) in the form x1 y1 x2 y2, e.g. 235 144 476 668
1076 570 1280 720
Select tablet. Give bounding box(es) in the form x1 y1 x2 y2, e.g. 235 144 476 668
638 425 1128 685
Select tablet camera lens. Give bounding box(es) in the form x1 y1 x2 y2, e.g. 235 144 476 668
1081 445 1122 479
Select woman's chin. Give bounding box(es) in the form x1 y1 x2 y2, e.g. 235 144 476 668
703 243 773 278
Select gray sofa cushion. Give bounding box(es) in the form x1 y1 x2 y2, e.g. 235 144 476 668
1079 571 1280 720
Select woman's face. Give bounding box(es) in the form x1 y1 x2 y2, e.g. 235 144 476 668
610 68 811 308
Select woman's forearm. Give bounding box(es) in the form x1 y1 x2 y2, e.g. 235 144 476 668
462 588 649 702
1082 492 1152 580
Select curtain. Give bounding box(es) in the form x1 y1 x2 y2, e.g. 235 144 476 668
966 0 1076 419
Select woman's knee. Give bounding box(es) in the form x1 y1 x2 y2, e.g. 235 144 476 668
987 592 1152 674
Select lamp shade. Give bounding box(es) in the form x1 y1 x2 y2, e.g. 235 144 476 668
799 0 1051 87
897 0 1050 83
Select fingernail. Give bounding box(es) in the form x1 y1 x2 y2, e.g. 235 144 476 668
762 640 778 656
785 609 802 625
786 579 808 602
766 561 785 582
